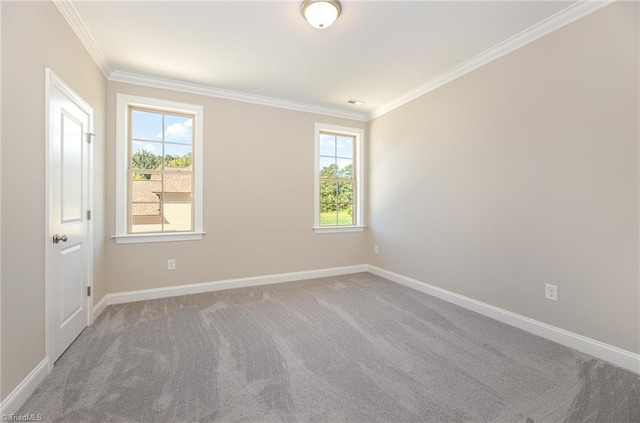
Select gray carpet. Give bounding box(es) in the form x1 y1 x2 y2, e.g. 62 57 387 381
19 272 640 422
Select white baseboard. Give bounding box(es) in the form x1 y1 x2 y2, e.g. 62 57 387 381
368 265 640 374
106 264 369 306
104 263 639 373
0 357 49 417
2 263 637 418
5 264 634 418
93 295 108 320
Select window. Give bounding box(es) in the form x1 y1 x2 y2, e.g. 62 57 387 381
115 94 204 243
314 123 364 233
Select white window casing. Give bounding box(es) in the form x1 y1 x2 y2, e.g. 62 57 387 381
114 94 204 244
313 123 365 233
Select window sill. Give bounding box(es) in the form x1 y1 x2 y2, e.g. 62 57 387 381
112 232 205 244
313 226 366 234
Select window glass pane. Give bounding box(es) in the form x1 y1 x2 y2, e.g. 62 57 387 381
320 180 338 227
131 110 162 141
130 110 195 235
319 200 337 213
336 158 353 178
163 173 192 197
131 202 162 233
319 157 337 178
132 172 153 180
131 141 162 171
163 114 193 145
337 182 354 204
162 173 192 232
162 203 193 232
320 206 338 226
319 133 336 156
336 136 353 159
131 203 161 215
131 177 162 202
164 144 193 170
337 203 354 226
320 181 337 205
130 176 162 233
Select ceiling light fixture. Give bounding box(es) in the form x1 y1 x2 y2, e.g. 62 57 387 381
301 0 342 29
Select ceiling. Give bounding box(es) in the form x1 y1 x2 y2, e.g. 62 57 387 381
64 0 596 120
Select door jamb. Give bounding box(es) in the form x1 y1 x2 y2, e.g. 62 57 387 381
45 68 94 371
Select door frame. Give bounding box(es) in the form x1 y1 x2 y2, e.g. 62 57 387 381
45 68 94 370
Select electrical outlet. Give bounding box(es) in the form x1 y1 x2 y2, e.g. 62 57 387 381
167 259 176 270
374 245 379 255
545 284 558 301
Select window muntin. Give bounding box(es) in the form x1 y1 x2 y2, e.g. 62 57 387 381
115 94 203 244
314 123 364 232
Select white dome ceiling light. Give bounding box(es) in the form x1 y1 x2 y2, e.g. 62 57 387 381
301 0 342 29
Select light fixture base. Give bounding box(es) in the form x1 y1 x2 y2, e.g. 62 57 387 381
301 0 342 29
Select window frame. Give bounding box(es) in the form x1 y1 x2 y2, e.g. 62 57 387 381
313 123 365 233
114 94 204 244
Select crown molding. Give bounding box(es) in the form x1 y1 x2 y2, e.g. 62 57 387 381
52 0 112 78
52 0 366 120
370 0 614 120
53 0 611 122
109 71 369 121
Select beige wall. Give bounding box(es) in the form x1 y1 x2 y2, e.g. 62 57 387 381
368 2 639 354
105 82 368 293
1 2 106 399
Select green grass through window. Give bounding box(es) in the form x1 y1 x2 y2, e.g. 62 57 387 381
320 210 354 226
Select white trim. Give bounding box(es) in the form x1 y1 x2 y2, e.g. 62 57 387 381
0 0 3 403
106 265 368 305
100 263 639 373
313 226 365 234
93 295 108 320
45 69 95 371
370 0 614 120
85 94 95 328
110 71 369 122
313 123 365 231
52 0 610 122
52 0 111 78
112 232 205 244
0 358 49 417
368 265 640 374
115 94 204 242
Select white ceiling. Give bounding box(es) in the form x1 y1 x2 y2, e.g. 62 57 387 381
68 1 589 119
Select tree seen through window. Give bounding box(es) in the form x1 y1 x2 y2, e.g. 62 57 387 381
319 132 355 226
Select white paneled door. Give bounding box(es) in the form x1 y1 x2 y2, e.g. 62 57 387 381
47 70 93 363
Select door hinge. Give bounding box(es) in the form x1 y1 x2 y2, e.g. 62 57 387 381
87 286 92 297
86 132 95 143
87 210 92 220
